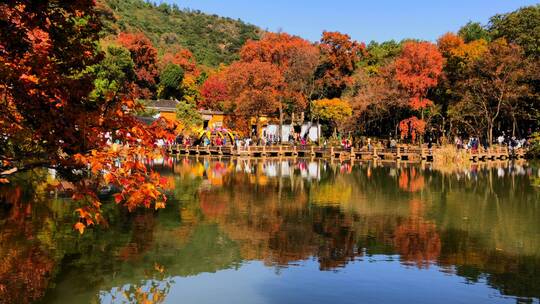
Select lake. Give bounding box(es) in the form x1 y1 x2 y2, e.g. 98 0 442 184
1 157 539 304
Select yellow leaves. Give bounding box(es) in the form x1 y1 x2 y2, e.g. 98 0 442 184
154 263 165 274
155 201 165 210
74 222 85 234
103 172 114 184
111 143 120 153
75 208 90 219
19 74 39 84
311 98 353 122
450 39 488 62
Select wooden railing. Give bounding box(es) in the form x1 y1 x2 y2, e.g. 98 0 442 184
166 144 527 161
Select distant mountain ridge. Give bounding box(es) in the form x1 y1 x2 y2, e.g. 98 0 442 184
97 0 263 66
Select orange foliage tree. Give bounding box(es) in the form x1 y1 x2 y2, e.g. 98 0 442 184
240 32 319 115
160 48 200 77
0 1 176 233
395 41 443 110
435 33 489 135
436 32 464 57
223 61 285 135
315 31 366 99
395 41 443 141
117 32 160 99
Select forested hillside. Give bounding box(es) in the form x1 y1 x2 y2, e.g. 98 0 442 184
97 0 262 66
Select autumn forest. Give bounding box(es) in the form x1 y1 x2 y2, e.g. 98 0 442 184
1 1 540 303
0 0 539 230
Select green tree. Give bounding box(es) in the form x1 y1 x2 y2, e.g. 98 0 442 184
458 21 490 43
158 64 185 100
176 100 203 131
361 40 403 75
488 4 540 57
91 45 135 101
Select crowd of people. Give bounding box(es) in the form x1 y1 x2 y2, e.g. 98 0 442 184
159 129 533 154
171 132 318 149
454 133 530 152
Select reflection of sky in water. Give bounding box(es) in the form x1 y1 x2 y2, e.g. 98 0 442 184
100 258 520 304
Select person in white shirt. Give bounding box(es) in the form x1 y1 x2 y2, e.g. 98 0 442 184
497 134 505 146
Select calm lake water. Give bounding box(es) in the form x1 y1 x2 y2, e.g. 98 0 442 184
1 157 539 304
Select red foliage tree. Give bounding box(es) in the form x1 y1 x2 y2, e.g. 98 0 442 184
395 41 444 110
394 41 443 142
160 48 199 77
0 1 176 233
199 72 229 111
223 61 285 134
117 32 159 98
399 116 426 142
240 32 319 113
315 31 366 98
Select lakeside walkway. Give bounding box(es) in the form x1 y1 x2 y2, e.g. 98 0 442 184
166 144 527 162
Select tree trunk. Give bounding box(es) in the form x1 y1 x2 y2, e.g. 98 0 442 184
512 113 517 137
488 122 493 146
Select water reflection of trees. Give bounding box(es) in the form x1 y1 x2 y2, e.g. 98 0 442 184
1 159 539 303
165 157 540 300
393 199 441 268
0 172 57 304
98 264 173 304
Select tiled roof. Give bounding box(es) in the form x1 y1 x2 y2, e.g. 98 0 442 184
146 99 179 110
145 100 227 116
136 115 158 125
199 109 225 115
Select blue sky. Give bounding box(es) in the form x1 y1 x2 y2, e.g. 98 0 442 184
162 0 537 42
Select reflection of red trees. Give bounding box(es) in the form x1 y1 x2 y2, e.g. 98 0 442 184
191 163 362 271
313 208 357 270
118 212 156 261
394 220 441 268
393 199 441 268
199 192 227 220
398 167 425 192
0 186 55 304
0 246 55 304
188 160 441 271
